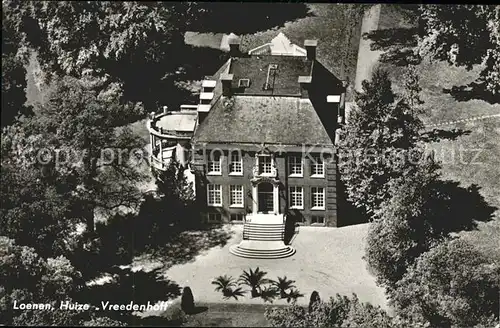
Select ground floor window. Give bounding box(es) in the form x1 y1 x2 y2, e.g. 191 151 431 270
230 213 245 222
230 185 244 207
311 215 325 225
208 213 222 223
296 215 307 225
289 186 304 209
207 184 222 206
311 187 325 210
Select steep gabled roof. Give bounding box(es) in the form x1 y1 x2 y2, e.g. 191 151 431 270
248 32 307 56
192 96 334 146
229 55 312 96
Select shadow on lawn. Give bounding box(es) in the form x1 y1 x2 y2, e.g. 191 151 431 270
420 128 472 143
189 3 312 34
425 181 496 235
364 27 421 67
364 8 499 104
154 226 234 268
443 83 500 105
72 194 233 280
334 159 496 231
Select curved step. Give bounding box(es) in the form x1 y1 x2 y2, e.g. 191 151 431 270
244 228 284 232
244 230 284 235
244 234 284 240
244 236 284 241
229 245 296 259
245 223 284 228
235 246 293 254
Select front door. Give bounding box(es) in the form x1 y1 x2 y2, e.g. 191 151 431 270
258 183 274 213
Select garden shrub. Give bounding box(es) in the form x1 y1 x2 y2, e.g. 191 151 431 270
180 286 195 314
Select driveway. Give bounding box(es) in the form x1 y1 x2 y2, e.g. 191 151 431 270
162 223 388 310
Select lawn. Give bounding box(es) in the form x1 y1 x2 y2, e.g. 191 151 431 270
186 4 367 101
376 5 500 261
240 4 364 86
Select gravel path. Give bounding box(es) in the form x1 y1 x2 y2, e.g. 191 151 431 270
161 224 388 310
354 4 383 92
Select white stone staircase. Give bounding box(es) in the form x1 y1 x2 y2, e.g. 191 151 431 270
229 240 296 259
243 222 285 241
229 214 295 259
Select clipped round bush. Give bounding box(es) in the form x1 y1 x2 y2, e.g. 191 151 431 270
181 286 195 314
309 290 321 313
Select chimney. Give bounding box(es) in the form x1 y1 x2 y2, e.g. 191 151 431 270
163 106 169 114
229 38 241 57
221 73 234 96
298 75 312 98
304 39 317 61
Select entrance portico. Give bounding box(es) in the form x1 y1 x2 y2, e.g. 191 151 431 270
248 176 283 224
252 181 280 214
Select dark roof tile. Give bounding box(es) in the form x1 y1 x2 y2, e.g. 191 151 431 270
192 96 333 146
229 56 313 96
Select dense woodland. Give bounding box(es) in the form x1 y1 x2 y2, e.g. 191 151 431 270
1 2 499 327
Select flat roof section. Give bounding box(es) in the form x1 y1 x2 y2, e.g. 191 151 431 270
155 112 197 132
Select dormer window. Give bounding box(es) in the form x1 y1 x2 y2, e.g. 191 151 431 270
238 79 250 88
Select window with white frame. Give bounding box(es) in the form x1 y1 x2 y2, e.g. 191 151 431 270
229 151 243 175
288 156 303 176
311 215 325 225
207 184 222 206
208 213 222 223
311 187 325 209
289 186 303 209
230 185 244 207
258 155 273 174
207 151 221 174
310 156 325 177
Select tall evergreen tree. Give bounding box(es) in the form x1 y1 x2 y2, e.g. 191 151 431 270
365 158 441 291
338 68 424 215
153 159 196 228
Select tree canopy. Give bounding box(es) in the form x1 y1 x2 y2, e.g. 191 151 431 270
338 68 424 215
30 74 148 232
392 238 500 327
1 8 32 127
0 237 84 326
365 158 441 291
265 293 396 328
1 73 149 261
2 1 206 110
419 5 500 96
